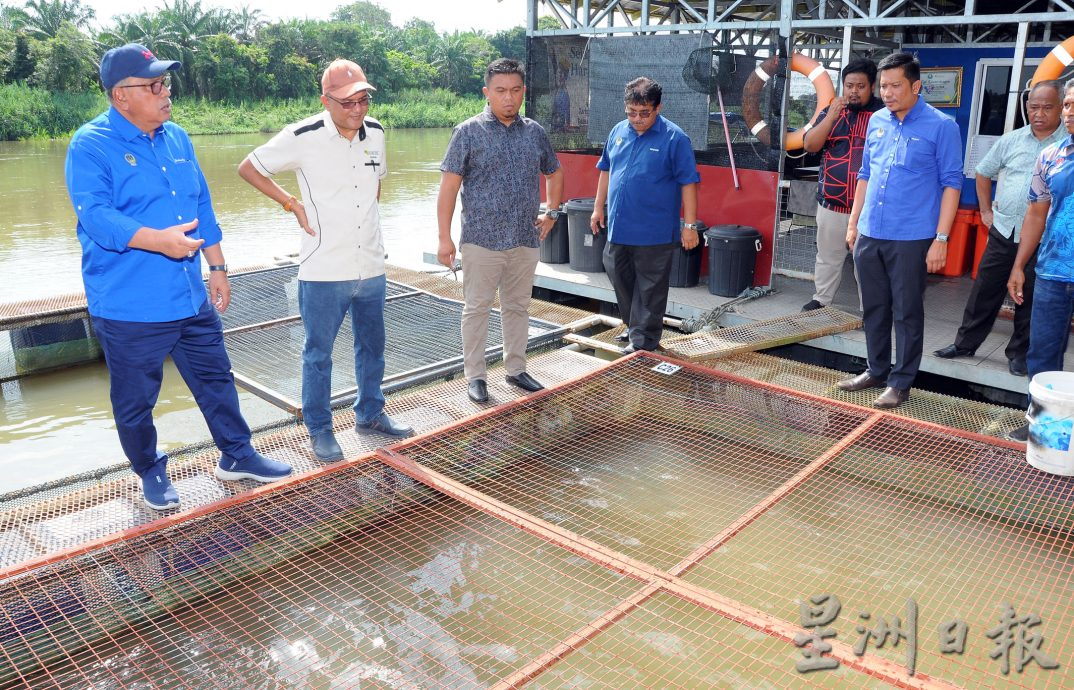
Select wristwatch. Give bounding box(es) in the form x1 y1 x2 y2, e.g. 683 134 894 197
544 208 562 220
682 221 704 231
935 233 949 243
209 264 228 273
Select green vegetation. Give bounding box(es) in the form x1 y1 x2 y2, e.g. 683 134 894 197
0 1 558 139
0 83 485 138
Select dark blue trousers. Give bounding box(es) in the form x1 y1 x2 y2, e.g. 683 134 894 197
853 235 933 391
603 242 676 351
92 301 254 477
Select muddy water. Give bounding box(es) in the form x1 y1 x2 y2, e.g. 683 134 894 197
0 128 453 493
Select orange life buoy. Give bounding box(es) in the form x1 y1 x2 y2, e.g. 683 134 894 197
1030 36 1074 86
742 53 836 151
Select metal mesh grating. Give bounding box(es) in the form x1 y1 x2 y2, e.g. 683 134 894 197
701 351 1027 438
0 349 606 570
225 292 566 413
3 352 1072 688
661 306 862 361
216 264 416 332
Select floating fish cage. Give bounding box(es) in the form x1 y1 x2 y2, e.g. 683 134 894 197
1 353 1071 688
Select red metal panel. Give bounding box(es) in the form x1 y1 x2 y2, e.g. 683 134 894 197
555 153 779 285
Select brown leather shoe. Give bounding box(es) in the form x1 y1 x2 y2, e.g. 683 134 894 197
836 372 886 392
873 387 909 409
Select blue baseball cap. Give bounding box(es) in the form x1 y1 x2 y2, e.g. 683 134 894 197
100 43 180 91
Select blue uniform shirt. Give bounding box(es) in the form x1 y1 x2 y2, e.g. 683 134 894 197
597 115 701 246
65 108 222 321
857 96 963 241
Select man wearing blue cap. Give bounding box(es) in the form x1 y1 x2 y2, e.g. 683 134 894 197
64 44 293 511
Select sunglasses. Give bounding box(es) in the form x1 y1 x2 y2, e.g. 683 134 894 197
115 74 172 95
327 94 373 110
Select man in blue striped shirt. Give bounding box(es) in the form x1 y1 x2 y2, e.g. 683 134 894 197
837 52 963 409
65 44 291 511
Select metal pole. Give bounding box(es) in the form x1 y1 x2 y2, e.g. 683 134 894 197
1005 22 1030 133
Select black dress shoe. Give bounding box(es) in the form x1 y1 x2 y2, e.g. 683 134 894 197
468 379 488 403
873 386 909 409
801 299 824 312
310 431 344 462
506 372 544 392
1008 357 1028 377
836 372 886 392
614 331 629 343
933 344 975 359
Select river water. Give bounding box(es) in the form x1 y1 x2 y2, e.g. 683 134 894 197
0 127 453 493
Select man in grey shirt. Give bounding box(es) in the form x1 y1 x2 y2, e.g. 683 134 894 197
933 80 1064 376
436 58 563 404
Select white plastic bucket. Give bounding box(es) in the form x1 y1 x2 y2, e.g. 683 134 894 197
1025 371 1074 475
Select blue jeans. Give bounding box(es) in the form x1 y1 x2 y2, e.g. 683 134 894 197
299 276 386 434
1027 277 1074 380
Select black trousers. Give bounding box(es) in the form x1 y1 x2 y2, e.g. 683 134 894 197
954 226 1035 361
603 242 676 350
853 234 933 391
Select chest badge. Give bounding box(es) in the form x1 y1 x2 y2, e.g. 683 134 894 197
124 153 137 166
615 136 623 146
875 128 884 139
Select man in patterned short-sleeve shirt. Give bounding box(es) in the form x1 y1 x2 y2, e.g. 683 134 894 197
1008 79 1074 413
437 58 563 404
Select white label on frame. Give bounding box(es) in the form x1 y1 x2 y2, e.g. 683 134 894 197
652 362 682 375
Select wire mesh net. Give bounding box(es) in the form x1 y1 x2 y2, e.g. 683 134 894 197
224 292 565 413
3 352 1072 688
527 36 785 172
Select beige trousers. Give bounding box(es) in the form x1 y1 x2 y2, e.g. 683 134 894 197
812 203 860 306
460 243 539 380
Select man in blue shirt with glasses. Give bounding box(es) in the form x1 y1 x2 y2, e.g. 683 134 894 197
65 44 292 511
838 52 963 409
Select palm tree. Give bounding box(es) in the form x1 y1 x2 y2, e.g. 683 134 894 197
233 4 265 44
14 0 94 39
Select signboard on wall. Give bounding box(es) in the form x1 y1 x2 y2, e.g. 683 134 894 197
920 67 963 108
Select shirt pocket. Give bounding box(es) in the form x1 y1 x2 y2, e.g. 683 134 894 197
170 159 202 206
895 136 934 172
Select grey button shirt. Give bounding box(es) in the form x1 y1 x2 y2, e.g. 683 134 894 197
976 124 1065 242
441 106 560 251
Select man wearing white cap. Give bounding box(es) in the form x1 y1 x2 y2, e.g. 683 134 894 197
65 43 293 511
239 59 414 463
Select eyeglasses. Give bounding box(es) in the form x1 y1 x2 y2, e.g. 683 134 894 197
115 74 172 95
625 108 655 119
327 94 373 110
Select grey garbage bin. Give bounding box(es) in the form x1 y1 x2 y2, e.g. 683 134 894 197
565 197 606 272
538 204 569 264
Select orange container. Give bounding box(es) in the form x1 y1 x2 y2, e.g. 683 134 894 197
971 221 990 279
938 209 977 277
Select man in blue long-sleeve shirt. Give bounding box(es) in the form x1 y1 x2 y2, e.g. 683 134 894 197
65 43 292 511
837 52 963 409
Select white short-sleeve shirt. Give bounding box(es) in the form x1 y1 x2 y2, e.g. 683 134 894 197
247 111 387 281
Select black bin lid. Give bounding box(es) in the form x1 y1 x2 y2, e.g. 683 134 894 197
704 224 760 240
564 197 596 212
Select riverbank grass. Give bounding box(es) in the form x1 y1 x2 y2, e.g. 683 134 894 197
0 85 485 139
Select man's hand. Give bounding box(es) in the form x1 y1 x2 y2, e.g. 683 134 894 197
291 199 315 236
155 219 203 259
1008 268 1026 305
535 213 556 241
437 238 456 268
207 270 231 312
979 207 994 229
845 220 858 251
827 96 847 120
926 240 948 273
589 208 605 234
681 227 699 250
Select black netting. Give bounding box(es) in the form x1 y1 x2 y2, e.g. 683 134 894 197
528 36 786 172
